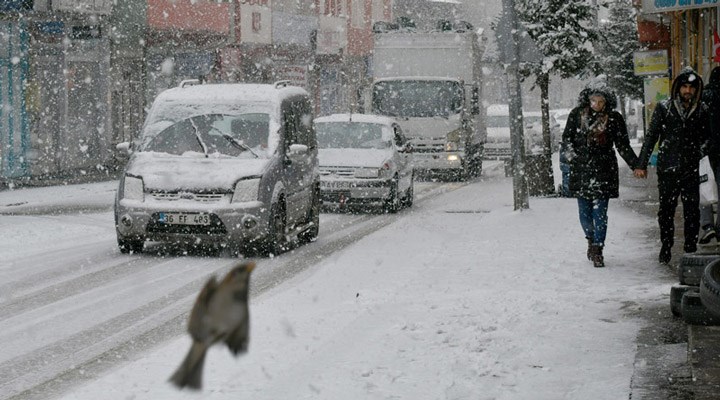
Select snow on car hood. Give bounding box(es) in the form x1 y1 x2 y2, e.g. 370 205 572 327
126 152 270 191
395 114 462 139
319 148 392 168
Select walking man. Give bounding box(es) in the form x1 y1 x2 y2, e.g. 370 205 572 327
634 67 711 264
698 66 720 244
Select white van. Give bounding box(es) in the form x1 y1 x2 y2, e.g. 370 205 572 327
114 80 320 256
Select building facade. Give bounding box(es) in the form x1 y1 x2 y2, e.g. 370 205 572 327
1 1 115 181
0 0 395 182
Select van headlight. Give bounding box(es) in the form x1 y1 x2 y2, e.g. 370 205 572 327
123 176 144 201
232 178 261 203
355 168 379 178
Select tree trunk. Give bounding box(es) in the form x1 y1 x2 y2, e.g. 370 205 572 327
527 72 556 196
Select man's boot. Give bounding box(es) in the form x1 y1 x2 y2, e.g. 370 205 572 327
590 244 605 268
659 244 672 265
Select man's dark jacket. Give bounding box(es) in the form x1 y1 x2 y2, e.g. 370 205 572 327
637 68 711 174
701 67 720 167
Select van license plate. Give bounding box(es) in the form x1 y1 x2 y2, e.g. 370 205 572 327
159 212 211 226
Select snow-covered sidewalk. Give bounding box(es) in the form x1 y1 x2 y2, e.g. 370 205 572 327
50 167 668 400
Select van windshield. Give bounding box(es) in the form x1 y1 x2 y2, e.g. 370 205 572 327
140 113 273 158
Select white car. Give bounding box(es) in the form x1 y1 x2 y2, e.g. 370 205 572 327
315 114 414 213
484 104 561 161
551 108 572 132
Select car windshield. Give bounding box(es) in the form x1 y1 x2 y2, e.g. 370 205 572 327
315 122 391 149
372 80 463 118
140 113 272 158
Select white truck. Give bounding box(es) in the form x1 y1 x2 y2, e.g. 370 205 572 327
367 25 486 179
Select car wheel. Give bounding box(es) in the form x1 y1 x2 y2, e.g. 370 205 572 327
261 201 287 257
700 258 720 319
118 236 144 254
402 173 414 208
384 177 401 213
670 284 695 317
299 185 320 244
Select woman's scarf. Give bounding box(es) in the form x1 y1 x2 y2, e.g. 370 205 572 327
580 107 608 147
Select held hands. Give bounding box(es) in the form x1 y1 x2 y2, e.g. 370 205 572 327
633 169 647 179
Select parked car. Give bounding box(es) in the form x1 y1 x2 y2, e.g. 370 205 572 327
314 114 414 212
551 108 572 132
484 104 561 161
114 80 320 256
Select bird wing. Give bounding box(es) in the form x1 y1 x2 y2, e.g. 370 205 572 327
225 313 249 355
187 276 219 338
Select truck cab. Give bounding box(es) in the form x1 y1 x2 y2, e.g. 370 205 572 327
367 25 486 180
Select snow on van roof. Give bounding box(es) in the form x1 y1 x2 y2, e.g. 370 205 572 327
155 82 309 105
314 113 397 125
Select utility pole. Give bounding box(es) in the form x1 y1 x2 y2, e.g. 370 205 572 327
500 0 529 210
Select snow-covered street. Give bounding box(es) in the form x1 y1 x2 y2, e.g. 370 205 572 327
0 160 675 400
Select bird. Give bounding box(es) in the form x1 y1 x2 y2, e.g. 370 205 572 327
169 260 255 390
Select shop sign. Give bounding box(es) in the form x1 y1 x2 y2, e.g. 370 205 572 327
52 0 113 14
641 0 719 14
633 49 668 76
274 65 308 88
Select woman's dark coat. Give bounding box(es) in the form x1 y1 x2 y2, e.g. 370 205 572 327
561 89 639 199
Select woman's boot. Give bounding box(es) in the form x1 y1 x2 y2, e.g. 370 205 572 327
591 244 605 268
586 237 593 261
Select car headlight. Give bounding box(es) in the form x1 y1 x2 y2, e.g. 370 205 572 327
379 161 395 179
123 176 144 201
232 178 261 203
355 168 380 178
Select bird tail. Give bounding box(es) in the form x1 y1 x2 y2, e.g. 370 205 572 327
169 342 207 390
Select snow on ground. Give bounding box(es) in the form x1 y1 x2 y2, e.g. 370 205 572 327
46 163 666 400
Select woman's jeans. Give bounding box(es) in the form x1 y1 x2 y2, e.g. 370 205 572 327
577 197 609 246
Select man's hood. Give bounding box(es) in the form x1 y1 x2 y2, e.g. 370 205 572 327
126 152 270 192
671 66 704 102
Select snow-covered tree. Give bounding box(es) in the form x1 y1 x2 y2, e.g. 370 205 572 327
596 0 644 113
514 0 599 195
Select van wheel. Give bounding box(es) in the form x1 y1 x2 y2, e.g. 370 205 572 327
384 178 401 213
261 202 287 257
118 236 144 254
300 186 320 244
402 173 414 208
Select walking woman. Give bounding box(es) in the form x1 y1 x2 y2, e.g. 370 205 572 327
561 79 639 267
